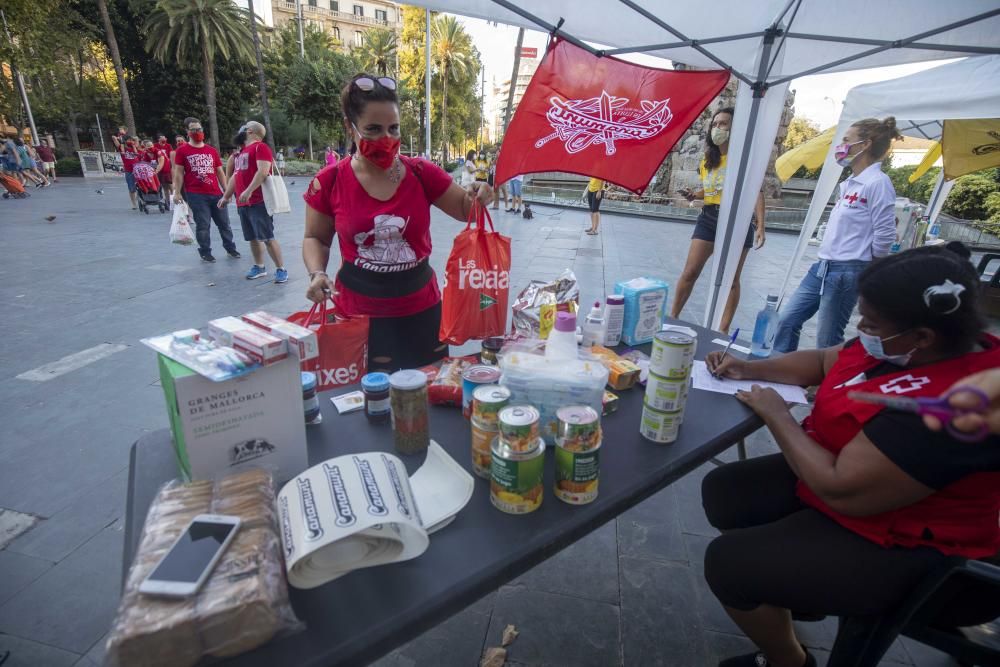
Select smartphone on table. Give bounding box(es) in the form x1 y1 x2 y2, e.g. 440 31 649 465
139 514 241 597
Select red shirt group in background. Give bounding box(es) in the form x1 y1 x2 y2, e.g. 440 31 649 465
233 141 273 207
173 142 223 195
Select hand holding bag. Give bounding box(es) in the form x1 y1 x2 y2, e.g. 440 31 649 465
287 299 369 390
439 200 512 345
169 201 195 245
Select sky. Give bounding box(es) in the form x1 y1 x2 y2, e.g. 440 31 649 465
454 15 954 131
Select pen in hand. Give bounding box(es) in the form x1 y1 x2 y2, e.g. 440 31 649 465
713 328 739 379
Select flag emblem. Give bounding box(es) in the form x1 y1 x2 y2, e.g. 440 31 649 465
535 91 673 156
479 293 497 311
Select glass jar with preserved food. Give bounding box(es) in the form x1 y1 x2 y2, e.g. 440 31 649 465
389 370 430 454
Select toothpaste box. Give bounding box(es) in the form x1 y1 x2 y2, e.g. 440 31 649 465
207 316 257 347
231 328 288 366
240 311 318 362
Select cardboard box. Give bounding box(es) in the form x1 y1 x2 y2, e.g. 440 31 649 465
241 311 318 362
207 316 257 347
231 328 288 366
158 355 307 483
588 346 641 390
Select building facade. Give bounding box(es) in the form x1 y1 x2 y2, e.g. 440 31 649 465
491 55 539 144
271 0 402 49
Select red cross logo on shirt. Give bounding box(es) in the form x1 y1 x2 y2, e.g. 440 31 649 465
845 192 860 204
879 374 931 395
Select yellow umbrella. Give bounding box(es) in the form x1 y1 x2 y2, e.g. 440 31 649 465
941 119 1000 180
908 141 942 183
776 127 836 182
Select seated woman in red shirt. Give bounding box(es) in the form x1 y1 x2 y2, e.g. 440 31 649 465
303 74 493 372
702 244 1000 667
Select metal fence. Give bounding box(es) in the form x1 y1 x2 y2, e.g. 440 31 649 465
937 219 1000 250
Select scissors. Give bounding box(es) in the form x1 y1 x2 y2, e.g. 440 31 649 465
848 387 991 443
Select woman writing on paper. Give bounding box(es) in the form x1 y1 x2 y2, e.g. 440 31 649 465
701 244 1000 667
670 107 766 333
302 74 493 372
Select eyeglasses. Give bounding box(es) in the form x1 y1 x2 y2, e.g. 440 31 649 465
353 76 396 92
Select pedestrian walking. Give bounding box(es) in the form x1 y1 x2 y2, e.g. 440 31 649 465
773 116 900 353
474 152 488 184
35 139 58 183
507 174 524 214
171 117 241 263
112 132 143 208
25 143 50 186
14 139 46 188
669 107 766 334
153 135 172 199
275 149 286 176
582 177 606 235
220 121 287 283
460 149 476 187
324 145 339 167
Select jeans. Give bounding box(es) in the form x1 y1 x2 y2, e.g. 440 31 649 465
774 259 868 353
185 192 237 256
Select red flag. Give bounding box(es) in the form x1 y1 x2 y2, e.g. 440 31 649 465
496 39 730 195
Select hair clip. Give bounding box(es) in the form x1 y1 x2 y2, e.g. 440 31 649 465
923 279 965 314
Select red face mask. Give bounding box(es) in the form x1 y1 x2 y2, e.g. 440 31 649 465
188 131 205 143
158 139 167 145
356 132 400 170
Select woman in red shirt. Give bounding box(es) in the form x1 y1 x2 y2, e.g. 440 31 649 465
702 244 1000 667
303 74 493 371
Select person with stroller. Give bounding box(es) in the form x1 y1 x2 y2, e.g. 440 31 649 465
112 132 143 209
172 117 240 263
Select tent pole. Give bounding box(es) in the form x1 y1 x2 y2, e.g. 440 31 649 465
600 32 766 56
782 31 1000 55
764 0 802 80
617 0 753 86
488 0 599 55
770 7 1000 87
705 26 778 328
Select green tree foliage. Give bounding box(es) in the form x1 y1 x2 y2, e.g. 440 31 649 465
431 15 475 163
397 7 433 153
783 116 821 150
886 165 940 204
145 0 256 148
942 172 999 221
358 27 397 77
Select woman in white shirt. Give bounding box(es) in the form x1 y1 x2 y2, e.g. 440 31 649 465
460 149 476 187
774 117 900 352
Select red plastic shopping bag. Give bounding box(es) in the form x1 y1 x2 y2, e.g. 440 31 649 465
439 201 512 345
287 299 369 390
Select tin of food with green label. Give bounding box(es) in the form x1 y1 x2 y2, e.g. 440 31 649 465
472 385 511 428
554 406 602 504
490 437 545 514
498 405 540 452
640 400 683 443
649 332 695 378
644 372 690 412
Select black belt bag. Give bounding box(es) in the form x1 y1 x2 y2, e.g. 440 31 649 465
337 260 434 299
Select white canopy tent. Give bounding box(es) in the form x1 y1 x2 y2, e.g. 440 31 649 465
409 0 1000 327
777 55 1000 305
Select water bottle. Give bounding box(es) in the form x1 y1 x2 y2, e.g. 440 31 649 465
925 216 941 243
581 301 606 348
750 295 780 358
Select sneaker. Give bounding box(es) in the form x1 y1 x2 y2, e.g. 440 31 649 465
246 265 268 280
201 253 216 263
505 207 515 212
274 268 289 284
227 249 242 259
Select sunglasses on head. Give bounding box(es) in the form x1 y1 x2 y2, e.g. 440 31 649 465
353 76 396 92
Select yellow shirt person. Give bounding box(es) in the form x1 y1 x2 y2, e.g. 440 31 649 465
698 154 726 205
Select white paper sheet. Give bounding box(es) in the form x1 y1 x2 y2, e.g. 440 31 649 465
691 360 808 404
277 441 473 589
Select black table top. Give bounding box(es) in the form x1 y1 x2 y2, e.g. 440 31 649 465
123 322 762 666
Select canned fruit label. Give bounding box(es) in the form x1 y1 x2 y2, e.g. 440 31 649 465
641 404 681 443
470 424 495 479
644 374 689 412
472 385 511 427
556 406 601 451
498 405 540 451
462 366 502 418
555 445 600 504
490 453 544 514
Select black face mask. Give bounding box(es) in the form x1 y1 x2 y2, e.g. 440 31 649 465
232 129 247 149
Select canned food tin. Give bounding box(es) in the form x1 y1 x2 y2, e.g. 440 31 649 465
555 406 602 451
472 385 511 428
640 401 683 443
498 405 541 452
650 332 695 379
471 419 497 479
462 365 502 418
555 439 601 505
490 437 545 514
644 372 690 412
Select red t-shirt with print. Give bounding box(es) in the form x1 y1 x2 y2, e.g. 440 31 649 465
173 143 223 195
117 144 142 173
153 145 171 173
303 157 453 318
234 141 273 207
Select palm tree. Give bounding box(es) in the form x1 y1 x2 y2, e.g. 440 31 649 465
431 15 473 164
359 27 398 77
95 0 136 136
145 0 255 148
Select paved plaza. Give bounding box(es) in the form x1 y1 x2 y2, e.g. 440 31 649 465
0 177 961 666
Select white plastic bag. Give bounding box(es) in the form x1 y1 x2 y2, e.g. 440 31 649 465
262 173 290 216
169 201 196 245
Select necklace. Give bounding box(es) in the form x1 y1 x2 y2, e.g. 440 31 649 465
353 153 401 183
